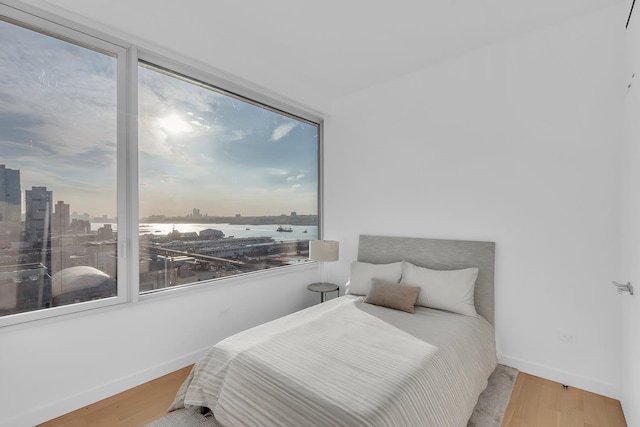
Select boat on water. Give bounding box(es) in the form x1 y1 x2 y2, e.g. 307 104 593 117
303 229 308 233
276 226 293 232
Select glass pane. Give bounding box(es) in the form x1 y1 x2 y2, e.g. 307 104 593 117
0 19 118 317
138 63 318 292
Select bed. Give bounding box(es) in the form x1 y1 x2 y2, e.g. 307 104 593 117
169 235 498 426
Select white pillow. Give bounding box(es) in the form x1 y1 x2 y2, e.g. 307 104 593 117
401 262 478 317
346 261 403 296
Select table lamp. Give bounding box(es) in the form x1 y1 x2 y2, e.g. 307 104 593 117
308 240 340 302
309 239 339 281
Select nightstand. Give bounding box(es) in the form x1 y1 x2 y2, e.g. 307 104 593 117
307 282 339 303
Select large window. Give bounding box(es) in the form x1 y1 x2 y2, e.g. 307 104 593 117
0 5 320 326
0 13 124 323
137 63 318 292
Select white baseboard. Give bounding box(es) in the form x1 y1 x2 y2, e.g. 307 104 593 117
499 354 620 400
2 348 209 427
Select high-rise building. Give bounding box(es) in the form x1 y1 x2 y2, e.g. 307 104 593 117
52 201 70 235
0 164 21 222
96 223 115 241
25 186 53 246
0 165 22 250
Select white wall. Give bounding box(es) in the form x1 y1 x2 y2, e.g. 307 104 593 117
620 0 640 424
325 4 625 399
0 266 319 426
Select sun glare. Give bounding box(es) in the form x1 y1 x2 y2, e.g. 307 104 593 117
158 114 191 134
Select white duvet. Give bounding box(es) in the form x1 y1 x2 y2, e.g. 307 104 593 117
170 295 497 427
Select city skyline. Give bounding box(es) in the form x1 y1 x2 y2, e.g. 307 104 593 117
0 172 316 220
0 173 317 221
0 19 318 219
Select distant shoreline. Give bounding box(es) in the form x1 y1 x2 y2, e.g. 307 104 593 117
138 215 318 227
93 222 319 241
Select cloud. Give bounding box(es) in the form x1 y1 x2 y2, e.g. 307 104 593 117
270 121 296 141
0 20 319 218
229 129 247 141
266 168 289 176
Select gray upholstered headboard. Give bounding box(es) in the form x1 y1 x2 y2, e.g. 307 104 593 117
357 235 496 326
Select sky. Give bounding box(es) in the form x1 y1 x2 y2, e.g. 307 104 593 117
0 19 318 219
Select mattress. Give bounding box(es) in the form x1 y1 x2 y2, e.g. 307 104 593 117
170 295 497 427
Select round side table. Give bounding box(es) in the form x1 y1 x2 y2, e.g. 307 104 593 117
307 282 339 303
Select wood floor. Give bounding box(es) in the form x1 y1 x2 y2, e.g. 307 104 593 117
39 367 626 427
38 366 193 427
503 373 627 427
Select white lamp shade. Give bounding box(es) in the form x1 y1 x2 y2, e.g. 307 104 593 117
309 240 339 262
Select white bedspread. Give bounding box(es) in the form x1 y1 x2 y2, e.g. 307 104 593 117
170 295 497 427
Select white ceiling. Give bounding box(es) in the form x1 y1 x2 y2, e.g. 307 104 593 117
21 0 624 111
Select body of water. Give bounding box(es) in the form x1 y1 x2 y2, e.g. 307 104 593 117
92 222 318 242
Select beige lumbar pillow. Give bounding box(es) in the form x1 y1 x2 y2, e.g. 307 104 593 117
364 279 421 313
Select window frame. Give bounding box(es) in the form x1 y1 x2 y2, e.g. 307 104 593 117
0 4 130 327
0 2 324 327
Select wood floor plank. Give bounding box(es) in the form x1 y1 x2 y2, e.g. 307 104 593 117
502 373 627 427
39 367 626 427
583 391 627 427
37 366 193 427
